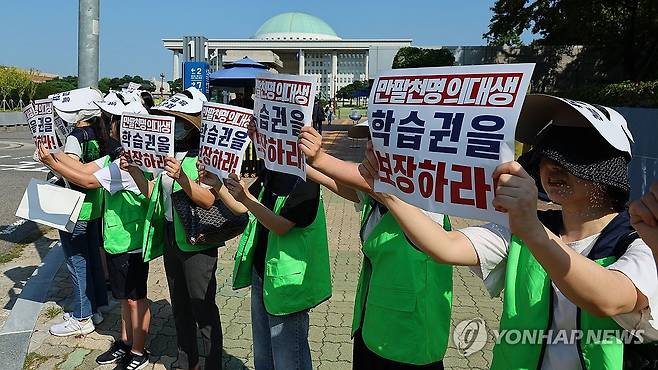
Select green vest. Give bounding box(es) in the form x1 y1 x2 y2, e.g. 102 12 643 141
101 157 152 254
491 211 636 370
352 196 453 365
142 155 216 262
232 186 332 316
77 139 103 221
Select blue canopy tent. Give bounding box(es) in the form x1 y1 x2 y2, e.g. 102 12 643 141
209 57 273 87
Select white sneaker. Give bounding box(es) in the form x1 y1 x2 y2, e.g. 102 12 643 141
62 312 103 325
92 312 104 325
49 316 95 337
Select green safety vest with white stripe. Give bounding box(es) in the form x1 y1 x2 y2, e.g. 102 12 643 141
232 184 332 316
491 210 638 370
351 195 453 365
100 156 152 254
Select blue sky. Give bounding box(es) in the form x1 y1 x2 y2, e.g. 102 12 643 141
0 0 523 81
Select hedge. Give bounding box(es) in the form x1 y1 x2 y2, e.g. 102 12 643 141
557 80 658 107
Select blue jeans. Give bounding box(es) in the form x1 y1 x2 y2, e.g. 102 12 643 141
251 269 312 370
59 218 108 320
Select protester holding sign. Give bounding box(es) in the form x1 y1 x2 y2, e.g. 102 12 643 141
38 94 152 369
122 88 243 370
44 87 109 337
360 95 658 370
197 115 330 370
297 125 453 370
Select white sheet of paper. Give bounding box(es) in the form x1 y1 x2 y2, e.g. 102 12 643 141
15 179 86 232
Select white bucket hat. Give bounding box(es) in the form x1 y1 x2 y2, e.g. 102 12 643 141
49 87 103 124
152 87 206 115
516 94 634 156
95 92 147 116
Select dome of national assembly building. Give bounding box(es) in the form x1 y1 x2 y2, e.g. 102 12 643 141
254 12 342 41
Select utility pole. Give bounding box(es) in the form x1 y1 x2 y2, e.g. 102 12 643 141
78 0 99 88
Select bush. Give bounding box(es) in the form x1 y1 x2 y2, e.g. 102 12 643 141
557 80 658 107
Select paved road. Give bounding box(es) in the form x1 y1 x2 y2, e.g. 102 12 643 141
0 127 50 255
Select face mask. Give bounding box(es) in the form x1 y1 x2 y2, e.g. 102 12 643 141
174 122 193 140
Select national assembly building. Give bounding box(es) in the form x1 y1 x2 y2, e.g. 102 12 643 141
162 12 412 99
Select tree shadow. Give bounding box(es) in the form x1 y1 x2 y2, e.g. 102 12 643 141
2 236 58 310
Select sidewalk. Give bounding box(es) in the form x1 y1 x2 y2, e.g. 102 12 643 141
24 129 502 370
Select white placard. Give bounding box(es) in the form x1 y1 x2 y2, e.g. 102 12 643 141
369 64 535 224
22 99 59 153
253 74 317 180
199 102 253 179
120 112 174 174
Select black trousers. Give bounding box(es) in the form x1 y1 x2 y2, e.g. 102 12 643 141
352 329 444 370
164 222 223 370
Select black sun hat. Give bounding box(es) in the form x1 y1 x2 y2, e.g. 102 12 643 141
518 125 631 195
516 94 635 200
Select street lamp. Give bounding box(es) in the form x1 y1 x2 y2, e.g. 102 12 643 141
159 73 165 98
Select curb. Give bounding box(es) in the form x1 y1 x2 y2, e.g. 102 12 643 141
0 240 64 370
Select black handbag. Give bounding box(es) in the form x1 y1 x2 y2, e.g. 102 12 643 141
171 191 248 246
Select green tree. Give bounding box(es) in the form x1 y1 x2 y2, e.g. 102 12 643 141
168 78 182 94
485 0 658 82
33 78 77 100
392 47 455 69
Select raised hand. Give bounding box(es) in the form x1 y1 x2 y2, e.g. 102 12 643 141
492 161 543 238
298 126 324 164
164 156 182 180
224 173 249 203
629 182 658 253
196 161 221 188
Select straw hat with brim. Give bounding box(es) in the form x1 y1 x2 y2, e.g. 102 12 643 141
153 109 201 130
348 120 370 139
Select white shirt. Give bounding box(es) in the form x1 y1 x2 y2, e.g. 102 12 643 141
460 223 658 370
64 135 82 157
92 157 141 195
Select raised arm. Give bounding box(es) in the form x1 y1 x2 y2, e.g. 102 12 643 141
165 157 215 209
38 144 102 189
630 182 658 257
306 166 360 203
52 150 103 173
196 162 249 215
357 142 479 265
299 126 371 194
224 174 294 236
493 161 648 317
120 152 154 197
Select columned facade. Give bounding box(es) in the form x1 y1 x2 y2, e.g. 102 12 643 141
163 12 412 97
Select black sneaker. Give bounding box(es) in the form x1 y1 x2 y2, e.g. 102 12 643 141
96 340 130 365
118 352 149 370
